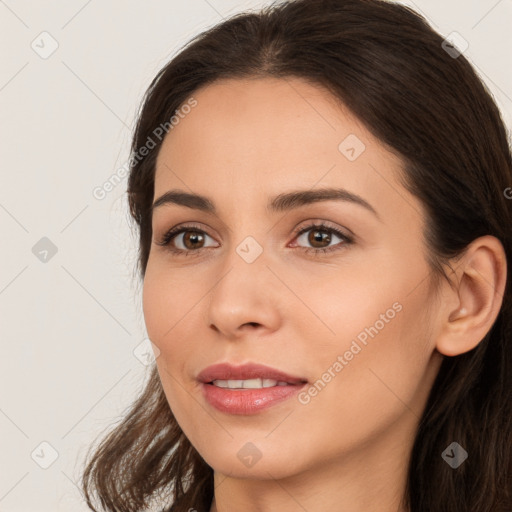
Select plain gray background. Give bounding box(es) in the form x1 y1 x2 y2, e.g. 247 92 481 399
1 0 511 510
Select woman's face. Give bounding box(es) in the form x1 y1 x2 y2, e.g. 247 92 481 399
143 76 444 482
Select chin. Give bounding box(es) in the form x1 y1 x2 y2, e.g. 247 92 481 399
199 441 309 481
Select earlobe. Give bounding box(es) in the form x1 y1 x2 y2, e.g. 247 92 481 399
436 235 507 357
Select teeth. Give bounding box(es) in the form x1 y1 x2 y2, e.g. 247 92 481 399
211 378 290 389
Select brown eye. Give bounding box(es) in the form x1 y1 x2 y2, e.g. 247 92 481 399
293 223 353 254
306 228 332 248
156 224 218 255
181 231 205 250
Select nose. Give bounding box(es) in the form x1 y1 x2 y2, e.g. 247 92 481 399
206 257 282 340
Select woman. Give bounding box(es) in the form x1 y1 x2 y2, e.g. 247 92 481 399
80 0 512 510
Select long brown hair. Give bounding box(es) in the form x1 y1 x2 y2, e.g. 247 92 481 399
80 0 512 510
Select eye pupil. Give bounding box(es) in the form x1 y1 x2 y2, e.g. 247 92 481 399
184 231 204 249
309 229 331 248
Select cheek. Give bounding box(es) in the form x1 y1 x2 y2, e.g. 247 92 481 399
297 252 436 413
322 279 433 417
142 268 169 343
142 257 201 343
142 266 195 419
142 260 206 404
281 254 403 355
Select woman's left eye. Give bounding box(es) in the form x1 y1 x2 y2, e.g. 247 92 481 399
155 222 354 257
292 223 354 255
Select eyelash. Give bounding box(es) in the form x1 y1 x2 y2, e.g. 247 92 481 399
155 221 354 257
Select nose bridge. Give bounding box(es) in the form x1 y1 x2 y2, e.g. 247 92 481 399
216 204 270 270
210 231 269 305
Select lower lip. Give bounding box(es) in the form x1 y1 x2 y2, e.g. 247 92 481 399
201 382 307 415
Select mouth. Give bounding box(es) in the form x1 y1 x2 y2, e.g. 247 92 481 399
197 362 308 415
197 361 308 386
205 378 300 389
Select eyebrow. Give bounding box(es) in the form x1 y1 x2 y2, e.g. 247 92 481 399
151 187 380 219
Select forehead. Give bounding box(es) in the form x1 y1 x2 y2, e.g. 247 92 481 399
153 76 419 224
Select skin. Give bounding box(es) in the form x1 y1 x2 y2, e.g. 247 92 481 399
142 76 507 512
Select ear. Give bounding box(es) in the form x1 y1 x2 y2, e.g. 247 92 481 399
435 235 507 357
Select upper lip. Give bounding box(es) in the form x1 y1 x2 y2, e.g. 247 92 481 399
197 362 308 384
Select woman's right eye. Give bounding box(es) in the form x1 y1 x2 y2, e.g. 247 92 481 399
156 224 218 256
